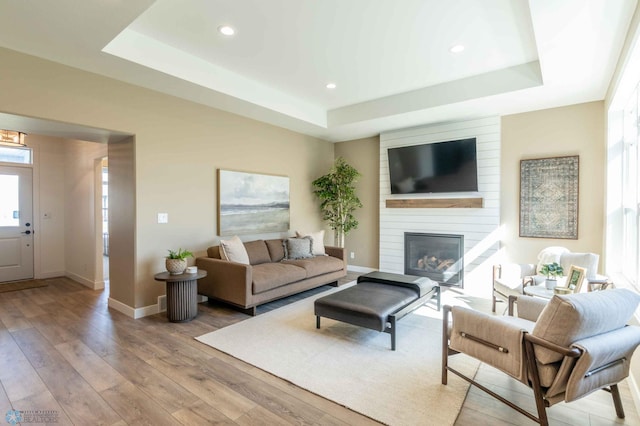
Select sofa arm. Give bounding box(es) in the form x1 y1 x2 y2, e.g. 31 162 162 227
325 245 347 271
325 245 345 260
195 257 252 308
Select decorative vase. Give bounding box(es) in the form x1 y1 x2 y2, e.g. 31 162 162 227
545 278 558 290
166 258 187 275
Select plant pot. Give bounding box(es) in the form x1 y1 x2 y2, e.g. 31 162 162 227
545 279 558 290
166 258 187 275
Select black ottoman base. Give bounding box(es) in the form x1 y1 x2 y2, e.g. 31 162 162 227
314 271 440 350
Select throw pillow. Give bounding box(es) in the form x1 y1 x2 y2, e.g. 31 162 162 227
283 236 314 260
295 230 326 255
219 235 250 265
243 240 271 265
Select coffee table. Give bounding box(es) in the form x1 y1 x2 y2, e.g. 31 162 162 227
314 271 440 350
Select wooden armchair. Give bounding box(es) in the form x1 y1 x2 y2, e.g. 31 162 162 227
442 289 640 425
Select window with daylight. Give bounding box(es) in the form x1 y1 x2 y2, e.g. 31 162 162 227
621 87 639 288
0 145 32 164
607 27 640 292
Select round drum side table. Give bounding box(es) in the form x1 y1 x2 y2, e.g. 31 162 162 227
154 270 207 322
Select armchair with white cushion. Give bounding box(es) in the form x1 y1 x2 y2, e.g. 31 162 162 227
443 289 640 425
492 246 600 312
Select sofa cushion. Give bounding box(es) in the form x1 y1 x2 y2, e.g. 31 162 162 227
295 230 326 255
283 237 314 259
265 239 285 262
252 263 307 294
219 235 250 265
283 255 344 278
244 240 271 265
532 289 640 364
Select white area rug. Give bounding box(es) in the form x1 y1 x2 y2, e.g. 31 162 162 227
196 283 480 426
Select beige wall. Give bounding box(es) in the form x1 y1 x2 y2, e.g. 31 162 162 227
501 101 605 267
335 136 380 269
64 139 108 288
108 138 136 307
30 135 66 278
0 47 333 310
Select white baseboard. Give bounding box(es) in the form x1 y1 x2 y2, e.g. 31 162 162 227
348 265 376 273
109 295 209 319
36 271 66 279
108 297 137 318
136 303 161 319
107 298 160 319
66 272 104 290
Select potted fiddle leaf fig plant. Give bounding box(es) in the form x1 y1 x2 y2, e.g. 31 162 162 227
166 248 193 275
540 262 564 290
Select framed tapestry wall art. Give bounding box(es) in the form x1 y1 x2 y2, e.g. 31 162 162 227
519 155 579 239
217 169 290 236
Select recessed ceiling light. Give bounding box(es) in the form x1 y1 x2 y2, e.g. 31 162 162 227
449 44 465 54
326 83 337 89
218 25 235 36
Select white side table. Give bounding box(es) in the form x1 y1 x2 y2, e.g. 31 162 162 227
523 285 555 299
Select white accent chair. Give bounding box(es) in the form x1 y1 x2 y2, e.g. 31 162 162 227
492 247 599 312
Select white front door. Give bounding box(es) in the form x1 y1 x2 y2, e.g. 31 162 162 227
0 166 33 282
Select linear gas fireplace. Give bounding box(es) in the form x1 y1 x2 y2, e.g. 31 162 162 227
404 232 464 287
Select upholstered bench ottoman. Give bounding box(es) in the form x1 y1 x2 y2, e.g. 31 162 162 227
314 271 440 350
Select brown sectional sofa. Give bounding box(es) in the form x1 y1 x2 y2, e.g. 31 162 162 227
196 238 347 315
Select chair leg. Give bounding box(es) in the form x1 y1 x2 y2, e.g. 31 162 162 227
389 316 396 351
492 293 496 313
524 337 549 426
610 384 625 419
442 305 451 385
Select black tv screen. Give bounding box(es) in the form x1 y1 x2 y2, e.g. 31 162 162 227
387 138 478 194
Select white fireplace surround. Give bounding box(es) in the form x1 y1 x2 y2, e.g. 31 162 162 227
379 117 501 291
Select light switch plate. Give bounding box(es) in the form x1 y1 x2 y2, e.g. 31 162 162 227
157 213 168 224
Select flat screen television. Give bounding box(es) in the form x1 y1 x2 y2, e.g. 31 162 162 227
387 138 478 194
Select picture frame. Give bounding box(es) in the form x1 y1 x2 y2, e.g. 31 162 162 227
519 155 579 239
217 169 290 236
566 265 586 293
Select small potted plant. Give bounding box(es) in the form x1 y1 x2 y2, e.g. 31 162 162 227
166 248 193 275
539 262 564 290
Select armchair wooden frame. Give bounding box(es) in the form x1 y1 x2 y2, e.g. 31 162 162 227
442 297 629 426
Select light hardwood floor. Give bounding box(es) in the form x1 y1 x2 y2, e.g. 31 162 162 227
0 275 638 425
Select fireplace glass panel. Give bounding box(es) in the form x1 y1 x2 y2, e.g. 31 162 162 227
404 232 463 287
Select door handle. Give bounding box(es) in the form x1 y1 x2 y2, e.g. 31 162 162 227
21 230 31 235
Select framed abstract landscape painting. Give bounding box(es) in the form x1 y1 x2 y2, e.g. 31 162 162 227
217 169 290 236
